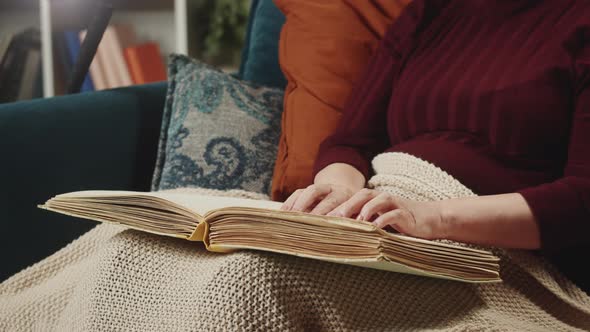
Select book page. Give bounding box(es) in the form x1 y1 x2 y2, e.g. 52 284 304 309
206 214 501 283
211 243 498 283
152 192 283 214
55 190 283 216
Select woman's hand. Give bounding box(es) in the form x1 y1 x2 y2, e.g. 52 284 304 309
326 189 542 248
284 183 542 248
328 189 446 240
280 183 357 215
281 163 366 215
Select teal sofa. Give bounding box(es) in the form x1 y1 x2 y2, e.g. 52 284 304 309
0 0 286 281
1 84 166 280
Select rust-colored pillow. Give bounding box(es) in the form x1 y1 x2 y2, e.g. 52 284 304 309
271 0 411 201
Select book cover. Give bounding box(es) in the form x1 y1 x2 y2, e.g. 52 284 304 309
0 39 25 102
54 32 72 94
0 33 14 68
32 57 44 98
123 42 167 84
100 25 135 88
17 48 40 100
40 190 502 283
79 30 108 91
63 30 95 92
0 29 38 103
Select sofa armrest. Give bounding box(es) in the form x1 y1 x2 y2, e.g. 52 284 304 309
0 82 166 281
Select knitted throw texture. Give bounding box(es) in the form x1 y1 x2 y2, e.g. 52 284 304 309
1 152 589 331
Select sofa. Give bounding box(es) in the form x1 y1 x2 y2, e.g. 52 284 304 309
0 0 286 281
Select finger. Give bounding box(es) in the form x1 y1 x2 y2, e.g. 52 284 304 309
357 193 396 221
327 188 377 218
310 192 347 215
373 209 413 234
291 185 331 212
281 189 303 210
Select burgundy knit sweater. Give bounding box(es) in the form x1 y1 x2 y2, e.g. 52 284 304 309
313 0 590 287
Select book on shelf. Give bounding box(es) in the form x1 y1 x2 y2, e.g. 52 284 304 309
0 34 13 67
80 25 167 91
54 32 74 94
0 34 19 102
124 42 167 84
0 28 42 103
40 190 502 283
32 59 44 99
79 30 108 91
63 30 95 93
100 25 135 88
17 47 41 100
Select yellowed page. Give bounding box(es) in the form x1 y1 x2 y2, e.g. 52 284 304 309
205 214 501 283
54 190 282 216
205 207 377 232
209 243 499 283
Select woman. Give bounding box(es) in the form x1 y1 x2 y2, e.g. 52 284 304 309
281 0 590 290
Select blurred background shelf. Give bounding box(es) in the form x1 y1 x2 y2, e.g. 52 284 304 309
0 0 177 11
0 0 249 100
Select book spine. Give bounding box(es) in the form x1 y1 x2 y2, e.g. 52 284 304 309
0 35 28 102
123 42 166 84
79 30 108 91
0 34 14 67
102 25 134 88
17 48 41 100
123 47 142 84
55 33 72 93
32 54 44 98
100 26 123 88
63 31 94 92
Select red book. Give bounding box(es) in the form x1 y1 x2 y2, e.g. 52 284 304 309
123 42 167 84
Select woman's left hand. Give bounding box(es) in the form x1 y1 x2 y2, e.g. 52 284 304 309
325 189 446 240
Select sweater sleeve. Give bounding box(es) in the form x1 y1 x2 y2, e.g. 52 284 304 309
312 34 398 180
517 40 590 251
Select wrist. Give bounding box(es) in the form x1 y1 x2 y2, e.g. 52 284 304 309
433 200 455 240
314 163 366 191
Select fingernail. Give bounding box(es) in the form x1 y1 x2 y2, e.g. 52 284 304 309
356 214 364 221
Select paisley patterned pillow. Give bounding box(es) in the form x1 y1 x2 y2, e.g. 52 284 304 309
151 54 284 194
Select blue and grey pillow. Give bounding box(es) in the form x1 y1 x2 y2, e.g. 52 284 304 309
151 54 284 194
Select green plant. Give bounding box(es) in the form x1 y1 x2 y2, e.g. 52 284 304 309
193 0 250 66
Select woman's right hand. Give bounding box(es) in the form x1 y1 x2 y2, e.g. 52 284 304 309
280 183 356 215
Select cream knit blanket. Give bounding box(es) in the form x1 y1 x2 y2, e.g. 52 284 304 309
1 152 589 331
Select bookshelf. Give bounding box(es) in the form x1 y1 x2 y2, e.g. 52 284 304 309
42 0 191 97
1 0 193 98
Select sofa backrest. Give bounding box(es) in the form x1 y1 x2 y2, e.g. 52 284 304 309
238 0 287 89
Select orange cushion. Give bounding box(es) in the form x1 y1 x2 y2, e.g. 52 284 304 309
271 0 411 201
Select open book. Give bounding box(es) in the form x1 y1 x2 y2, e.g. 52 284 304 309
40 190 501 283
